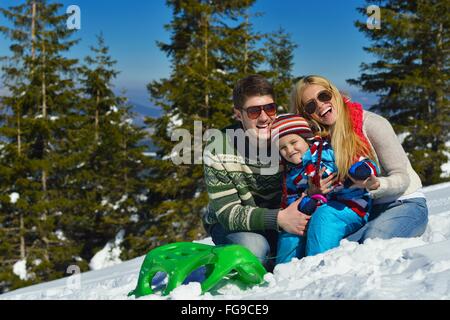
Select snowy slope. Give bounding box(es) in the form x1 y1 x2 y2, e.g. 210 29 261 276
1 182 450 300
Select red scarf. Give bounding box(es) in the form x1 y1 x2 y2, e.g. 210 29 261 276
343 97 371 154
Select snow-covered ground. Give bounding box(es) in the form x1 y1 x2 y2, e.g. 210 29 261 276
1 182 450 300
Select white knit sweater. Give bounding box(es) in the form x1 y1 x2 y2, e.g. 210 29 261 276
362 111 423 202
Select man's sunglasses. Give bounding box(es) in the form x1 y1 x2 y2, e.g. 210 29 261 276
303 90 333 115
239 102 277 120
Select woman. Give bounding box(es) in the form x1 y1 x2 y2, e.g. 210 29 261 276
290 75 428 243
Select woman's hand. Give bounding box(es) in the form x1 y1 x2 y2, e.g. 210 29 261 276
277 197 311 236
307 167 338 195
348 174 380 191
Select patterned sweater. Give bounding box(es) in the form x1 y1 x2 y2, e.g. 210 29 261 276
202 123 282 232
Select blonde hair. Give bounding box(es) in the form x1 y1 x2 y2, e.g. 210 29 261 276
290 75 376 181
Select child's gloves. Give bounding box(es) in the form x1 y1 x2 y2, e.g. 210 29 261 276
298 196 318 216
348 161 373 181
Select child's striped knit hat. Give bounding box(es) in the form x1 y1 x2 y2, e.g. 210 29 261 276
271 114 314 143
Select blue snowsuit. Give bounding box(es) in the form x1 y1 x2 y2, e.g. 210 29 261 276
277 138 379 264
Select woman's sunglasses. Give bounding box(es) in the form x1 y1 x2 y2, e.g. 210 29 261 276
303 90 333 115
239 102 277 120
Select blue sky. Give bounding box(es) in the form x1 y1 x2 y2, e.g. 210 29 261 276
0 0 377 110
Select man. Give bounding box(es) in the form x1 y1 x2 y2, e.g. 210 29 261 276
202 74 309 270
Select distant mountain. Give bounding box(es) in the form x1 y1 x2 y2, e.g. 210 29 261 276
128 101 162 127
345 90 379 110
126 101 161 153
130 101 162 118
0 86 9 97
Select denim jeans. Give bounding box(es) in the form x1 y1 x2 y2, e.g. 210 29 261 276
346 197 428 243
208 197 428 268
209 223 278 270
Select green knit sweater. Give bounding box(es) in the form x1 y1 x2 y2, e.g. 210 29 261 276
202 123 282 232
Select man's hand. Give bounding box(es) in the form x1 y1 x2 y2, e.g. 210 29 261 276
277 197 311 236
307 167 337 195
348 174 380 191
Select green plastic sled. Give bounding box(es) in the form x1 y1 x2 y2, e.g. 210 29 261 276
128 242 267 297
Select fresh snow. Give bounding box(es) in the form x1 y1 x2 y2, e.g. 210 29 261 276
88 230 125 271
9 192 19 204
166 113 183 135
397 132 410 144
130 214 139 223
2 183 450 300
142 152 157 157
441 141 450 178
106 106 118 115
12 260 28 281
138 194 148 202
55 230 67 241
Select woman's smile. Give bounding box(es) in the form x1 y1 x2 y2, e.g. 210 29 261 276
318 104 334 123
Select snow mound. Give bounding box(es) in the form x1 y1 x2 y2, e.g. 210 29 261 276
89 230 125 271
12 260 28 281
1 183 450 300
9 192 20 204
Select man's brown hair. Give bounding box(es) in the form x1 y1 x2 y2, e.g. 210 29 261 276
233 74 275 109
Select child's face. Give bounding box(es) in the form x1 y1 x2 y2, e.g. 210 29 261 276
278 133 309 165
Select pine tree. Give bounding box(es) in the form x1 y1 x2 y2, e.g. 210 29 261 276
348 0 450 185
218 2 265 86
263 27 297 111
0 0 82 291
137 0 265 253
77 35 151 262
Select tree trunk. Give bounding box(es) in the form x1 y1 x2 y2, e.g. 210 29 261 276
31 1 36 60
244 12 249 74
20 214 26 260
95 90 100 142
435 22 444 116
41 42 48 209
16 120 24 260
203 12 210 121
17 113 22 157
41 237 50 262
123 134 128 192
17 109 25 260
14 0 38 266
42 43 47 118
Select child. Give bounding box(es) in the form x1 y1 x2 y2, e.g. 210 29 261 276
271 114 379 264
